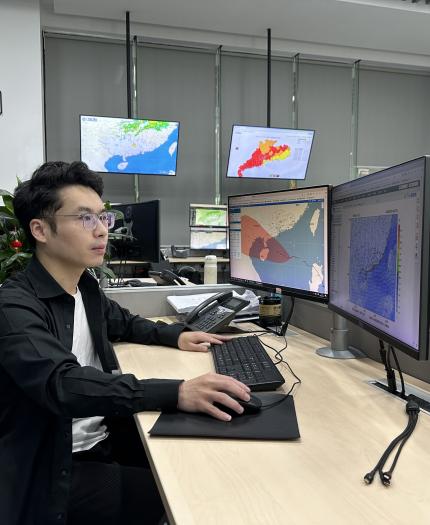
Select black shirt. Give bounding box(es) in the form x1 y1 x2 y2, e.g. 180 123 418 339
0 257 185 525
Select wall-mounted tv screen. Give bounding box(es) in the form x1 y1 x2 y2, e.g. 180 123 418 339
80 115 179 176
226 125 314 180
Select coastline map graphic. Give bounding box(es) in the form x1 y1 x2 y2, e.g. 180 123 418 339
81 116 179 175
238 139 291 177
194 209 227 227
226 126 314 180
240 201 325 293
349 214 398 321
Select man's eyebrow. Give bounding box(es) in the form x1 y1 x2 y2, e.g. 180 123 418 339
75 206 105 214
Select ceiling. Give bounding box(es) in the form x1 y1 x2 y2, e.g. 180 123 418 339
48 0 430 59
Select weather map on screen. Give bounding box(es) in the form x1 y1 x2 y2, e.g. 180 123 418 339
189 204 228 228
349 214 399 321
190 228 228 250
80 115 179 176
329 157 428 355
226 125 315 180
229 186 329 300
194 209 226 227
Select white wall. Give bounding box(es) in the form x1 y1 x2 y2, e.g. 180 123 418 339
0 0 44 193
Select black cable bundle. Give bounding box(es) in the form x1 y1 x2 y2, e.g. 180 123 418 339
280 296 295 336
364 400 420 486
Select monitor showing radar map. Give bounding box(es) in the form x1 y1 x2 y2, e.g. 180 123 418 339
80 115 179 176
228 185 329 302
226 125 315 180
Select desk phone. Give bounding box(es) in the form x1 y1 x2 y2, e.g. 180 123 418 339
184 291 249 333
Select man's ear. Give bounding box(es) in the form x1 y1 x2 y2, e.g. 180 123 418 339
29 218 49 245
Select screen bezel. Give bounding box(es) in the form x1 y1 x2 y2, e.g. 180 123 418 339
328 156 430 361
79 114 180 177
225 124 315 181
228 185 330 303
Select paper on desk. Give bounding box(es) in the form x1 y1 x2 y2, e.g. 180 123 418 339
167 289 260 315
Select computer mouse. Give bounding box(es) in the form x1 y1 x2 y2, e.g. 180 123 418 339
214 394 262 417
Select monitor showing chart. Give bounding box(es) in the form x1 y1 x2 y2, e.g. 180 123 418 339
189 204 228 250
190 228 229 250
80 115 179 176
226 125 315 180
189 204 228 227
329 157 430 359
228 186 329 301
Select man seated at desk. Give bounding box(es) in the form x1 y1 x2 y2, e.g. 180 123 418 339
0 161 251 525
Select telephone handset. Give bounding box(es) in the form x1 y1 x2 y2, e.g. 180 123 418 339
148 269 186 286
185 291 249 333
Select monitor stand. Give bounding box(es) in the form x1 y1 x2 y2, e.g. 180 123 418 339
316 313 365 359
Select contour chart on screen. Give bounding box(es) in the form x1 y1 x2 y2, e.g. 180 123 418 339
349 214 399 321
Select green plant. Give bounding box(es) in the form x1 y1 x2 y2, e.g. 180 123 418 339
0 191 124 284
0 190 32 282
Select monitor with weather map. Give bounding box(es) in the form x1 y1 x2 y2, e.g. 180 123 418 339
329 157 430 360
228 186 329 302
226 125 315 180
189 204 228 227
80 115 179 176
190 228 229 250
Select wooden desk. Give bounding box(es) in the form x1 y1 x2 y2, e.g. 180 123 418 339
114 323 430 525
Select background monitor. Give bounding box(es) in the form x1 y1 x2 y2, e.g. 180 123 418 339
329 157 430 360
190 227 228 250
189 203 228 227
226 125 315 180
80 115 179 176
110 200 160 263
228 185 329 301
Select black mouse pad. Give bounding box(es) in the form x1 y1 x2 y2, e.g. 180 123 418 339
149 393 300 440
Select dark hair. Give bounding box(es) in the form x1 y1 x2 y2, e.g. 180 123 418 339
14 161 104 248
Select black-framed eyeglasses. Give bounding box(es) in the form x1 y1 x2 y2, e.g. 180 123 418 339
42 211 116 231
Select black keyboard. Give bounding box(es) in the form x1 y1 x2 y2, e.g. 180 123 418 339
211 336 285 391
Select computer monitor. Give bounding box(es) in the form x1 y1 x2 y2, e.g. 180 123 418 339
329 157 430 360
80 115 179 176
189 204 228 227
190 227 229 251
110 200 160 263
228 185 329 302
226 125 315 180
189 204 228 251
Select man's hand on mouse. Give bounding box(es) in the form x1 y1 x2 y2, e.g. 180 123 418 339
177 373 250 421
177 331 231 352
